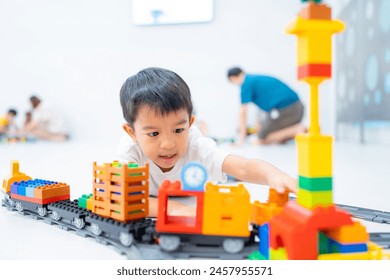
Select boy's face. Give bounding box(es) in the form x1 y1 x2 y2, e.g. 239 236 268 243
123 106 195 172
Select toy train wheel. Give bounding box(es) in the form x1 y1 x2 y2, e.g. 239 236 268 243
222 238 245 254
15 202 24 212
119 232 134 247
159 235 180 252
91 223 102 236
51 211 61 221
73 218 85 229
6 195 15 207
37 207 47 217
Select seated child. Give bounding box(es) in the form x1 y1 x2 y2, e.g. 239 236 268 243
0 108 18 135
116 67 297 217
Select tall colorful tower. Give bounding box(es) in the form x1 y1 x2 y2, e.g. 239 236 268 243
266 1 387 260
287 0 344 209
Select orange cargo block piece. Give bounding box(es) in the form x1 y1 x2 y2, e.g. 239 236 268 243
202 183 250 237
34 183 70 199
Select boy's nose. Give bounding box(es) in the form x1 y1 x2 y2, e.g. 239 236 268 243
160 136 175 150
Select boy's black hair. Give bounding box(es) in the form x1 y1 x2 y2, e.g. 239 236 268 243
120 67 193 127
8 109 17 116
227 67 243 78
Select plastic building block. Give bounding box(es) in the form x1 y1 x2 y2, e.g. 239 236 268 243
296 134 332 177
318 242 388 260
268 188 289 206
91 161 149 222
2 160 32 194
297 188 333 209
328 239 368 254
326 221 369 243
156 180 204 234
259 223 269 259
298 2 331 20
299 176 332 191
269 201 354 259
202 183 250 237
270 248 288 260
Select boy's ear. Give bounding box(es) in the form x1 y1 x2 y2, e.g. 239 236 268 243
122 124 138 143
189 114 195 127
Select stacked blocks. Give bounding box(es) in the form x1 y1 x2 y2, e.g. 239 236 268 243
264 1 387 260
10 179 70 205
91 161 149 222
156 179 251 238
286 2 344 81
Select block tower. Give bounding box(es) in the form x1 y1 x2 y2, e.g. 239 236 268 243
267 0 387 260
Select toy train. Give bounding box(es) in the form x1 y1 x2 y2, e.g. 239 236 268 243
1 160 389 259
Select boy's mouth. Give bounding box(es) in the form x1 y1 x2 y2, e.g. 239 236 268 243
159 154 177 164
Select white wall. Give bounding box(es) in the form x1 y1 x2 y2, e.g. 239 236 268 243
0 0 343 143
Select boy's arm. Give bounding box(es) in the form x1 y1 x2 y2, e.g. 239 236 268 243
222 154 298 193
237 105 248 145
148 197 196 218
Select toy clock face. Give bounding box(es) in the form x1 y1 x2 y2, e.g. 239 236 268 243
181 162 208 190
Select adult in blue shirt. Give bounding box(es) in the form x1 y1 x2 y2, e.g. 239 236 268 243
228 67 305 144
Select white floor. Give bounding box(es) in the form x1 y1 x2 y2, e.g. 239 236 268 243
0 139 389 259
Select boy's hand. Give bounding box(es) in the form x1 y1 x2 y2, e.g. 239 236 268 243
268 171 298 194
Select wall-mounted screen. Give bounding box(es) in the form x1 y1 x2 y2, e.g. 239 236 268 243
131 0 214 26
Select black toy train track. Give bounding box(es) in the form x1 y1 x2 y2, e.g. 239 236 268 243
1 198 259 259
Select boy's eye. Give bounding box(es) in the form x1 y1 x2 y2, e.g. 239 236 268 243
174 128 185 133
147 131 159 137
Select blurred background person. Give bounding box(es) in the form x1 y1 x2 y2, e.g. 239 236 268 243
0 108 18 135
227 67 305 145
22 95 69 141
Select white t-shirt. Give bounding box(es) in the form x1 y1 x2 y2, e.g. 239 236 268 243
32 103 67 134
115 126 229 196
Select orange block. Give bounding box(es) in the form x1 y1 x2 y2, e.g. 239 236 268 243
298 2 331 20
326 221 369 243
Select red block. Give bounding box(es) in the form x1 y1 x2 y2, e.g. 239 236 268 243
298 64 331 79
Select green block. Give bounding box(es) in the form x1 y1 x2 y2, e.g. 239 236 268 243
297 188 333 209
78 193 92 209
248 251 267 260
299 176 332 191
318 232 330 254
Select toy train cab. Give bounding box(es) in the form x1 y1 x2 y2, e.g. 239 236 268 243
156 162 254 254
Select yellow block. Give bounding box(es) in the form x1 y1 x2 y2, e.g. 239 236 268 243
297 188 333 209
286 17 345 65
202 183 250 237
270 248 288 260
296 134 332 177
296 34 332 65
318 242 389 260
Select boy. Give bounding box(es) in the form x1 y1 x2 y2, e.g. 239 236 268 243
117 67 297 217
0 108 18 135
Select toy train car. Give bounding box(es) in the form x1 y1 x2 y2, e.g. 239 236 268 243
1 160 155 247
2 160 388 259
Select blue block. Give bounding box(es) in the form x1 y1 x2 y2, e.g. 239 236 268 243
17 182 27 196
259 223 269 259
25 187 36 198
329 239 368 253
10 182 19 194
